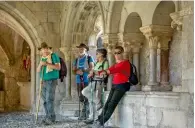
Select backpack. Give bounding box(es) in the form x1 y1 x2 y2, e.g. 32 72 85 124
75 55 94 68
51 53 67 82
129 62 138 85
59 58 67 82
97 59 109 84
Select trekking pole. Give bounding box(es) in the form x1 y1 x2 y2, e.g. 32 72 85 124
102 75 105 128
79 75 85 119
35 68 44 124
92 78 98 123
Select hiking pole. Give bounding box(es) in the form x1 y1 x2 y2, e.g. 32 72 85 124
79 75 84 119
92 77 98 124
35 68 44 124
102 75 105 128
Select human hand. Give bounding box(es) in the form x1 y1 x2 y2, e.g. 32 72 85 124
76 69 83 75
88 72 94 78
99 70 107 78
40 61 47 66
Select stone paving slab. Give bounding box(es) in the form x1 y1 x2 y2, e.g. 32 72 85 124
0 112 118 128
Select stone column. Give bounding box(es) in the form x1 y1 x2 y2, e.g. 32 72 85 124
148 36 159 86
60 47 72 100
159 37 172 91
103 34 118 91
132 47 140 76
140 27 159 91
140 25 173 91
123 33 144 89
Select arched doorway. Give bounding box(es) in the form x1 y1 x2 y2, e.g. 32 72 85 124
0 4 40 112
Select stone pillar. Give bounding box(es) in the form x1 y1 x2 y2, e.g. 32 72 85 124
132 47 140 75
103 34 118 91
148 36 158 86
140 25 173 91
60 47 71 100
123 33 144 90
140 27 159 91
159 37 172 91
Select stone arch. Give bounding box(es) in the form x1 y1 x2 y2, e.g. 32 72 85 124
0 3 41 112
152 1 175 25
109 1 124 33
62 1 105 48
124 12 142 33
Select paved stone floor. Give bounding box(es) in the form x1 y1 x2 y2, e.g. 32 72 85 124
0 112 117 128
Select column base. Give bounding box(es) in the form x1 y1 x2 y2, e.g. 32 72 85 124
159 84 172 91
142 84 160 91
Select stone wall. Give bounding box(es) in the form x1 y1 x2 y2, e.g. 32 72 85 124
106 91 194 128
170 2 194 93
7 1 63 48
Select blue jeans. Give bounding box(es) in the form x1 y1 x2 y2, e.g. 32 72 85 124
41 80 57 121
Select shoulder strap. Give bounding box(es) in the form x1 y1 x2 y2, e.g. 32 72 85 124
51 53 54 64
87 55 91 65
98 59 107 70
102 59 107 70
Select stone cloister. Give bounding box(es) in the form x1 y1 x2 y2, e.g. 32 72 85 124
0 1 193 128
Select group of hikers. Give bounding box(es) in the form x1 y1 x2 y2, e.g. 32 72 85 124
37 41 135 128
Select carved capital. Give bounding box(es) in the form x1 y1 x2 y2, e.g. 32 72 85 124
170 12 183 31
102 33 118 46
148 36 159 49
170 6 193 31
104 43 117 53
122 41 131 53
117 32 124 44
140 25 173 38
123 33 144 44
131 42 142 54
140 25 173 49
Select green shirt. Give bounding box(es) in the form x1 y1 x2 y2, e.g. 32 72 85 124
40 53 60 81
94 60 109 71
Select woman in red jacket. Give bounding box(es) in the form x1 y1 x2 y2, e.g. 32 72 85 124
92 46 131 128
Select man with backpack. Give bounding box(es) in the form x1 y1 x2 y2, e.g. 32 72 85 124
82 48 109 124
73 43 95 120
36 42 61 125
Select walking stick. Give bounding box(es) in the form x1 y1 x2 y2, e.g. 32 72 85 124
102 75 105 128
79 75 84 119
35 68 44 124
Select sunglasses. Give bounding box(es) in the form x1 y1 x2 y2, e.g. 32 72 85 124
114 51 122 55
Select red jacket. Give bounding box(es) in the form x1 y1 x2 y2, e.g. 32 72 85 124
108 60 130 84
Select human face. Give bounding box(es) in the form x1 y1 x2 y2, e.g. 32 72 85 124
96 52 103 61
78 47 86 56
40 48 50 57
114 49 123 61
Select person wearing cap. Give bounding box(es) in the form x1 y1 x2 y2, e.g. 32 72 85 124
37 42 60 125
82 48 109 124
73 43 95 120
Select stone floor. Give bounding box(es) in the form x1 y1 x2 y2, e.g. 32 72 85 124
0 112 117 128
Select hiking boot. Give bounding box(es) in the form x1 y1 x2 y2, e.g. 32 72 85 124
92 121 103 128
41 117 47 124
43 118 54 125
84 119 94 124
78 116 87 120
